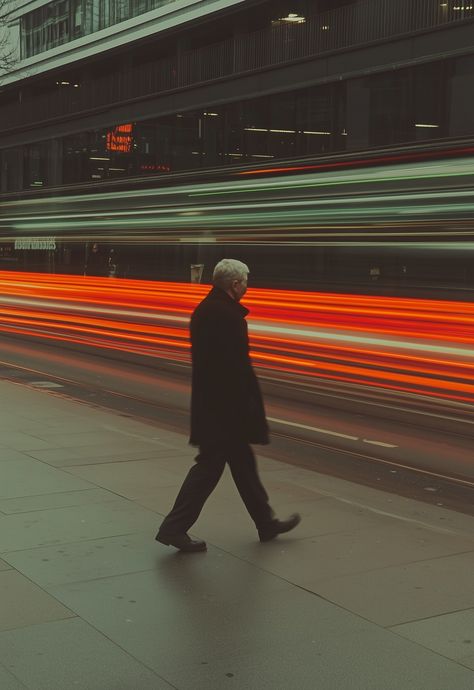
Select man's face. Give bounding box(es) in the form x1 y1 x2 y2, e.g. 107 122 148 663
231 273 248 301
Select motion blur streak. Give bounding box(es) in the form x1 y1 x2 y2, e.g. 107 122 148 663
0 271 473 404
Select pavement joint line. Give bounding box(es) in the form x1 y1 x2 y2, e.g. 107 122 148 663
388 605 474 630
0 532 149 557
205 547 427 635
99 423 184 447
0 496 133 515
307 491 463 536
23 610 180 690
387 631 474 668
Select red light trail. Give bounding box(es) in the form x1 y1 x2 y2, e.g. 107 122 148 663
0 271 472 405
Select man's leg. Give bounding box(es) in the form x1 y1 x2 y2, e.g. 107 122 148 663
227 443 275 529
158 445 226 537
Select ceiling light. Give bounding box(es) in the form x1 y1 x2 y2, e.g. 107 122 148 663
276 13 306 24
415 123 440 128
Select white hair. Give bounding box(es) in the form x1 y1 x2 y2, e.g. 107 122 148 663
212 259 249 290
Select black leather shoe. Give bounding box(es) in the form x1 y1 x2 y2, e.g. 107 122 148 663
155 532 207 552
258 513 301 542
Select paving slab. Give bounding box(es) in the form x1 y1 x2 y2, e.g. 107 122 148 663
312 551 474 627
25 443 177 467
0 664 26 690
0 570 74 632
392 608 474 662
219 520 474 587
0 618 172 690
0 456 93 500
0 488 120 515
46 561 474 690
0 500 155 552
32 429 178 448
270 466 474 533
3 533 162 588
459 654 474 671
0 379 473 688
66 458 191 498
0 449 38 464
0 433 53 451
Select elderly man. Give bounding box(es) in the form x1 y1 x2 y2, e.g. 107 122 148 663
156 259 300 552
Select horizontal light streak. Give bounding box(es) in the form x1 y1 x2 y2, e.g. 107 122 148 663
237 147 474 177
0 272 473 406
5 161 474 239
2 156 474 218
6 188 474 226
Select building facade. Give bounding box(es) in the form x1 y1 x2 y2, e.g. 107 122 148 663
1 0 474 193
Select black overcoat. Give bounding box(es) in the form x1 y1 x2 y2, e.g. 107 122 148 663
189 286 269 446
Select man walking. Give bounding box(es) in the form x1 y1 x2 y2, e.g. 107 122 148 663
156 259 300 552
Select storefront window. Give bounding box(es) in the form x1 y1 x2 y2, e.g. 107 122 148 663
369 70 412 146
0 57 461 193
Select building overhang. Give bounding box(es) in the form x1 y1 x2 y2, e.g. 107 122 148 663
2 0 249 87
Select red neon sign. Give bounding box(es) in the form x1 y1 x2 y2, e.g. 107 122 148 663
106 124 133 153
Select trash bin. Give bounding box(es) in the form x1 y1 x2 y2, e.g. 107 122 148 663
190 264 204 283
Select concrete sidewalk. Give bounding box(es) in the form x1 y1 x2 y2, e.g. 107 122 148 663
0 379 473 690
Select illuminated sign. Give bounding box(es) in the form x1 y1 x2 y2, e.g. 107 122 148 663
106 124 133 153
140 164 171 172
15 237 56 250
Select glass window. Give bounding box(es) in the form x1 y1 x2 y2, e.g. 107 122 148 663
243 98 270 162
173 112 202 171
20 0 181 56
413 62 448 140
224 102 245 166
72 0 84 38
369 69 412 146
297 85 335 155
23 142 48 189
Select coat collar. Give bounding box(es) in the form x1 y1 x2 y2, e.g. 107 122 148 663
208 286 249 317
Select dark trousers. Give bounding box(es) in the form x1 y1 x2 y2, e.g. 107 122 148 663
159 442 274 536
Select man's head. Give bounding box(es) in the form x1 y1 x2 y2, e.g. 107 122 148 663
212 258 249 302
